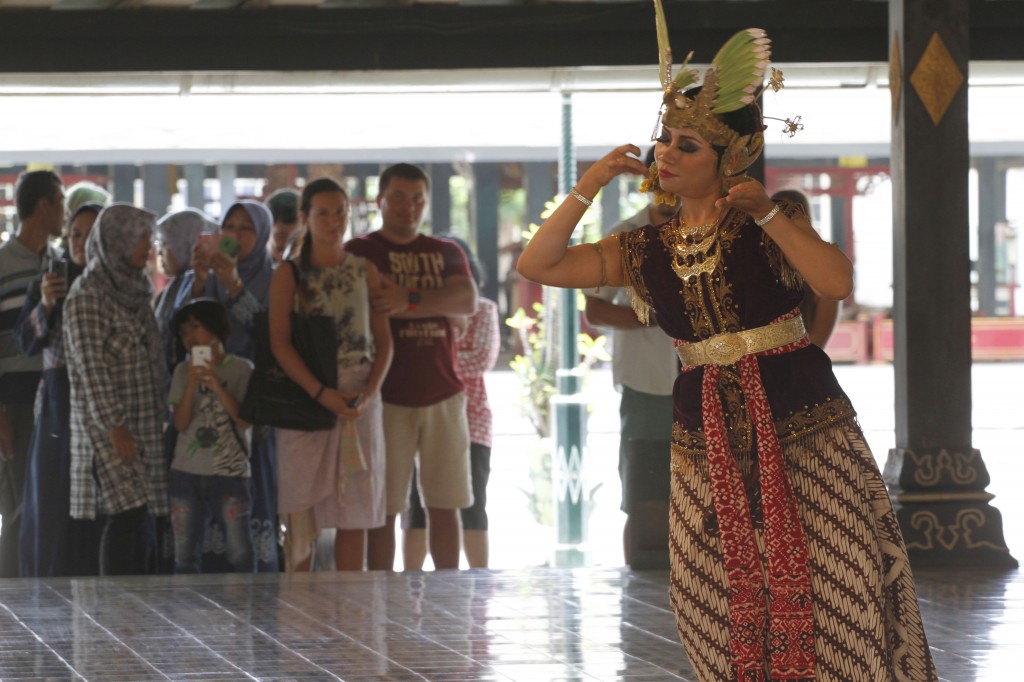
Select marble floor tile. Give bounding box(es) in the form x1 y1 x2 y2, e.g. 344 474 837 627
2 365 1023 680
1 565 1017 681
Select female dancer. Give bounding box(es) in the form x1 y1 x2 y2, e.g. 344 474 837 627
517 10 935 681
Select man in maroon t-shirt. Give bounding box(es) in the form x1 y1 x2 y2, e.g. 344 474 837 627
345 163 478 571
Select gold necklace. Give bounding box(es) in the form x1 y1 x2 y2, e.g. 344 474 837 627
662 216 721 283
676 219 718 238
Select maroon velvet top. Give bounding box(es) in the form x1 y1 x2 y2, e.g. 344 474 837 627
618 205 855 454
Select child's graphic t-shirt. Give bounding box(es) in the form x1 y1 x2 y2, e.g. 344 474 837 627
168 354 253 477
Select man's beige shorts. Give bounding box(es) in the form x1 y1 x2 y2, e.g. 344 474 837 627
383 393 472 516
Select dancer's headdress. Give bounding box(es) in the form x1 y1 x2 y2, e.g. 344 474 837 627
641 1 800 202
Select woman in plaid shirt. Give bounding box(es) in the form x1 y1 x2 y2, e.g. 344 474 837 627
64 204 168 576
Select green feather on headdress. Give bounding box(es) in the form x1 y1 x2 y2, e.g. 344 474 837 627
671 54 699 93
652 1 771 110
654 0 698 93
653 0 671 89
710 28 772 113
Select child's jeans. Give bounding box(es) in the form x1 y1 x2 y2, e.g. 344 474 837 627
169 472 255 574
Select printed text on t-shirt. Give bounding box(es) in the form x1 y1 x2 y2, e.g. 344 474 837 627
388 252 446 289
400 321 447 339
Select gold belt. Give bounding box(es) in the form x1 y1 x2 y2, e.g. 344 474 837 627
676 315 807 368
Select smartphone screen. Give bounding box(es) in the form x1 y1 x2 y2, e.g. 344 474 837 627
219 235 241 259
48 259 70 287
191 345 212 368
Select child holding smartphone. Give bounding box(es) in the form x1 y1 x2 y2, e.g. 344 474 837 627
168 298 255 574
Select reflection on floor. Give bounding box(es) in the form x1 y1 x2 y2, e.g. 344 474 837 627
3 363 1022 681
0 565 1018 681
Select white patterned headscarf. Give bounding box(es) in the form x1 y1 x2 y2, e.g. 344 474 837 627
156 208 217 273
80 203 165 384
83 203 156 308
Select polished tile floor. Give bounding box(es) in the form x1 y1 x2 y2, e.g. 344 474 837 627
1 364 1022 681
0 565 1020 681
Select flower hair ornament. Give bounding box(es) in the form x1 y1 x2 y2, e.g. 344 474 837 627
640 0 801 202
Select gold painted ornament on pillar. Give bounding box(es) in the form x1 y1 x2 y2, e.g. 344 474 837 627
909 32 965 127
890 32 902 124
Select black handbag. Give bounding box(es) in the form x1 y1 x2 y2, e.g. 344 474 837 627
239 263 338 431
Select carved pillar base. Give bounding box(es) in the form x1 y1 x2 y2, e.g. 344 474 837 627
885 447 1017 567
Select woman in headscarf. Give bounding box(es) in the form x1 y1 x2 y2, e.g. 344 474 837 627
154 209 217 375
179 201 274 358
63 181 110 222
13 203 105 577
63 204 167 576
175 201 279 572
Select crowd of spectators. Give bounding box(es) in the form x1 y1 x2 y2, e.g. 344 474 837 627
0 164 497 577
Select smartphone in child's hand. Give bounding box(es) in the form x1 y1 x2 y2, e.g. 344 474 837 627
348 393 364 409
191 345 212 368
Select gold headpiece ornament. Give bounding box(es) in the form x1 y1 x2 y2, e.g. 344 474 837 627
640 0 801 204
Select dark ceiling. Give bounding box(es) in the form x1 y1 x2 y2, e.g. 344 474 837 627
1 0 1022 74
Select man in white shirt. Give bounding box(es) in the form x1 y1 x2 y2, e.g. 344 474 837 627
584 148 678 563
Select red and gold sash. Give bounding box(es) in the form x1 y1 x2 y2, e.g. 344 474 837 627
676 309 815 681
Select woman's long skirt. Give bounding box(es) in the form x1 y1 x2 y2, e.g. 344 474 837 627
668 419 937 681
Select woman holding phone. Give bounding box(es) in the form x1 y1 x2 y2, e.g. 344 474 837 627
269 178 392 572
154 209 216 376
14 203 105 577
176 201 279 572
184 202 273 361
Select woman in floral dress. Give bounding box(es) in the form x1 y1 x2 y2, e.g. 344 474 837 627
270 178 393 572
